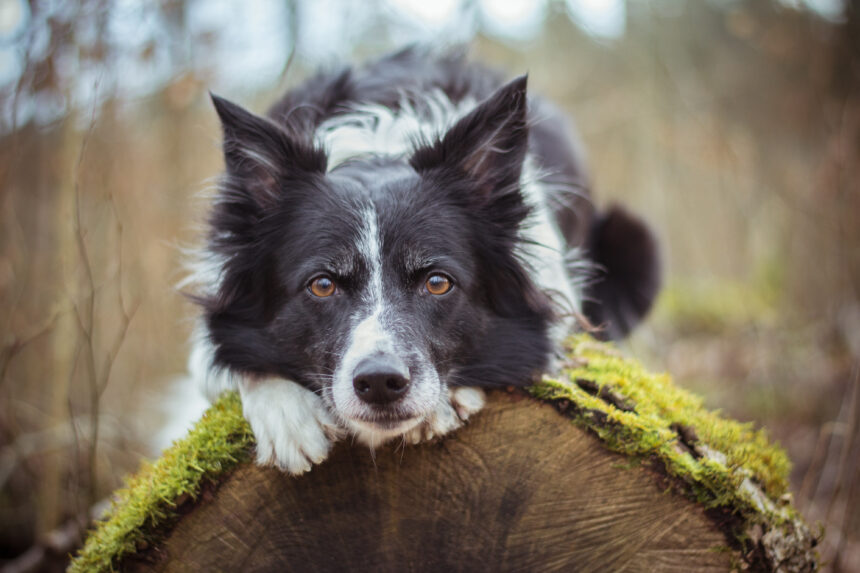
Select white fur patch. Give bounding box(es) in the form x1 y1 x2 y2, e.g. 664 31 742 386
450 386 486 419
149 375 211 453
356 206 382 291
404 387 486 444
240 378 342 475
317 91 476 169
187 322 237 402
518 162 583 340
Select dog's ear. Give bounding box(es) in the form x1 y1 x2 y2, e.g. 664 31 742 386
211 94 326 207
410 75 529 199
582 206 662 340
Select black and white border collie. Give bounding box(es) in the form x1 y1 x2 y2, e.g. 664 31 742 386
186 47 660 474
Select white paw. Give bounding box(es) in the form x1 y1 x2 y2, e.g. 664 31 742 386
450 386 486 420
240 379 343 475
405 386 486 444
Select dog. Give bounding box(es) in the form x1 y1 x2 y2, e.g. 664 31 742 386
186 47 660 475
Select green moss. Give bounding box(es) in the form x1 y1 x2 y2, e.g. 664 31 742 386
72 335 811 571
531 335 792 519
69 392 253 572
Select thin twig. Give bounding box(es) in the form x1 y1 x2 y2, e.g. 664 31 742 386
97 194 139 397
71 76 101 511
825 365 860 566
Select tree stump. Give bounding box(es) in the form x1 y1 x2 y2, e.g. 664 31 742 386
71 337 819 572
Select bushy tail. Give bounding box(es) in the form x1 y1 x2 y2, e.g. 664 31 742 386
582 206 661 340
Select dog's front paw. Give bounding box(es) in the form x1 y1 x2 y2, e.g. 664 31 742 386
405 386 486 444
240 379 342 475
450 386 486 420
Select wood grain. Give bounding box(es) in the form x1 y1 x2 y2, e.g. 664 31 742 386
128 392 736 572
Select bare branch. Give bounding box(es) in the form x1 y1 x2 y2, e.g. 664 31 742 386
72 77 102 511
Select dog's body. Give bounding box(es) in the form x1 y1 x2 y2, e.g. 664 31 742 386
187 48 660 474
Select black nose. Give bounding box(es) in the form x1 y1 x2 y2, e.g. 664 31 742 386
352 355 410 405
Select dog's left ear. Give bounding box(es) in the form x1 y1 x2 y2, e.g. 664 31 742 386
410 75 529 199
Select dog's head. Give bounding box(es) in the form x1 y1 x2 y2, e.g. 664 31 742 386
200 77 553 441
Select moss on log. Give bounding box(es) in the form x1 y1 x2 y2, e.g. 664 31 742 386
71 336 819 572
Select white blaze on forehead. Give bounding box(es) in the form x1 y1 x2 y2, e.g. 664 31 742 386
348 306 395 360
332 206 396 412
357 206 383 301
352 206 385 345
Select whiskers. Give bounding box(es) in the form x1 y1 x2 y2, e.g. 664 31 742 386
367 434 379 472
395 434 409 465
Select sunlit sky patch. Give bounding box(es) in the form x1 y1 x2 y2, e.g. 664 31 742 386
387 0 461 30
0 0 27 87
187 0 290 89
478 0 547 42
566 0 626 39
0 0 26 39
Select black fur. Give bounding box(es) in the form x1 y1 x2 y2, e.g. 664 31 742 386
199 47 660 402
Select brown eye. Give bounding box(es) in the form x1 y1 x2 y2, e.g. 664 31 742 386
309 276 336 298
425 273 452 296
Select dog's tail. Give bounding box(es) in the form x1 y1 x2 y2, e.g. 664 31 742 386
581 206 661 340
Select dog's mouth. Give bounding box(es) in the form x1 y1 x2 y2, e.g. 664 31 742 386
352 412 421 430
344 410 425 440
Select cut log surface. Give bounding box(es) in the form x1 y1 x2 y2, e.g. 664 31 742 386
129 392 734 572
72 337 818 572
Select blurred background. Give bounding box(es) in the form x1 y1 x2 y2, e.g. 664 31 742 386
0 0 858 570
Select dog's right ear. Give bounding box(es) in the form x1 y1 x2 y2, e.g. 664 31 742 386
211 94 327 208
